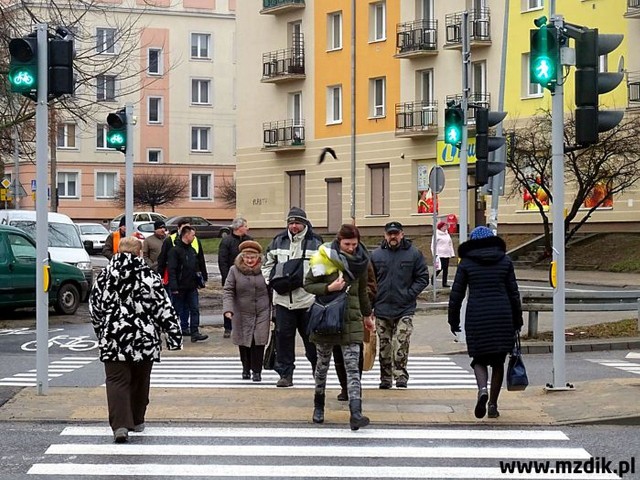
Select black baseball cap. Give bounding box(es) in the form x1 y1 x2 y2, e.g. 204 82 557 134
384 221 403 233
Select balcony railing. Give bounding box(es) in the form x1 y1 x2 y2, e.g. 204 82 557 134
625 0 640 18
263 119 305 150
444 8 491 48
628 73 640 104
395 101 438 136
262 33 305 83
445 92 491 122
395 19 438 58
260 0 305 15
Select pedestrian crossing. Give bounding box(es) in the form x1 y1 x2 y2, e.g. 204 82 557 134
147 356 477 389
28 425 616 478
587 356 640 376
0 356 94 386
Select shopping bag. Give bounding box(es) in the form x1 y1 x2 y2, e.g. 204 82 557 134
362 330 377 371
506 332 529 391
263 326 276 370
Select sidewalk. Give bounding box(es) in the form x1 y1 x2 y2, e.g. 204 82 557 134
0 268 639 427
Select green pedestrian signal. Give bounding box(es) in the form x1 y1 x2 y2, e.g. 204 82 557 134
8 36 38 95
106 109 127 152
530 18 558 92
444 106 463 146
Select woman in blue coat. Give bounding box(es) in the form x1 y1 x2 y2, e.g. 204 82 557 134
448 226 523 419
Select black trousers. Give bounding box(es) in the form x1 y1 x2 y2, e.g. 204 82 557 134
435 257 451 286
104 360 153 432
239 339 265 374
274 304 317 378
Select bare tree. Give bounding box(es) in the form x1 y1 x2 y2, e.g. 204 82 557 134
218 177 236 208
507 109 640 257
112 172 188 212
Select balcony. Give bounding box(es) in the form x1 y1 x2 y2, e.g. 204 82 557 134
628 73 640 106
625 0 640 18
444 8 491 49
263 119 305 151
262 34 305 83
395 101 438 137
260 0 305 15
395 19 438 58
445 92 491 123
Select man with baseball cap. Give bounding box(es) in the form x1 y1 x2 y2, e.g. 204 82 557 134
143 220 167 272
371 221 429 389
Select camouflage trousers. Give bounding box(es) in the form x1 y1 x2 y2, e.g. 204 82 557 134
376 316 413 383
314 343 361 401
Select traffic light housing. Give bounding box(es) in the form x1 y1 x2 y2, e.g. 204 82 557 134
530 23 558 92
8 35 38 95
106 109 127 152
574 28 624 146
475 107 507 187
444 106 463 146
48 37 75 98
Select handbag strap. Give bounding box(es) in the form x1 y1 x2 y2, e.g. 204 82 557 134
513 331 522 354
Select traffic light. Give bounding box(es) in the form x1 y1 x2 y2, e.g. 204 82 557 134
8 35 38 95
574 28 624 146
106 109 127 152
444 106 463 146
530 20 558 92
48 37 75 98
475 107 507 187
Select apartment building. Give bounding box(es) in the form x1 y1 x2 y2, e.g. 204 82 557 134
3 0 237 223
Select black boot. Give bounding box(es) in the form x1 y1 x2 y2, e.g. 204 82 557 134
312 393 325 424
335 363 348 401
349 399 370 431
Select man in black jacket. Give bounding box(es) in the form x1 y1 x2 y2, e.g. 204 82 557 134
168 226 208 342
218 217 251 338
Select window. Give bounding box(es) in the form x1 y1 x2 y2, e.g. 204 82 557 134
96 75 116 101
419 69 434 102
369 163 390 215
370 77 386 117
57 123 76 149
148 49 162 75
57 172 78 198
191 127 211 152
288 171 305 210
191 173 211 199
370 2 386 42
96 172 117 198
96 28 116 54
148 150 162 163
96 124 108 149
191 79 211 104
327 11 342 50
326 85 342 124
148 97 163 124
523 53 543 97
191 33 211 59
472 61 486 96
522 0 543 10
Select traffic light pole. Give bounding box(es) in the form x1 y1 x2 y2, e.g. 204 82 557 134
125 103 134 234
458 11 470 244
35 23 50 396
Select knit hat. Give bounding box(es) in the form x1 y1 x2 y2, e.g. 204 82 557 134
437 221 447 230
153 220 166 230
239 240 262 255
470 226 494 240
286 207 308 225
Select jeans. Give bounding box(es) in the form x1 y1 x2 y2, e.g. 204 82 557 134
274 304 317 378
172 288 200 333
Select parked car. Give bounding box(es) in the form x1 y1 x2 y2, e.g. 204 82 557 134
0 224 89 315
109 212 167 232
164 216 231 239
133 222 156 239
77 223 110 254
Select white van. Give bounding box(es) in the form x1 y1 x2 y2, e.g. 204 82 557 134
0 210 93 286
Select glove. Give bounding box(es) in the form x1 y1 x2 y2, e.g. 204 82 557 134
450 325 461 335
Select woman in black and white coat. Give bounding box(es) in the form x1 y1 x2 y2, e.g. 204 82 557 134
90 236 182 443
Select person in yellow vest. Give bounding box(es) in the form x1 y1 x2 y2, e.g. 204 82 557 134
102 217 126 260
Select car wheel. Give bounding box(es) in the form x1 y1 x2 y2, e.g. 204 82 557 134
54 283 80 315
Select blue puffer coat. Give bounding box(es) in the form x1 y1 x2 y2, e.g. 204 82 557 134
448 236 523 358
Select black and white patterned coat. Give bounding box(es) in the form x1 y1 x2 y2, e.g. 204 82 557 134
89 252 183 362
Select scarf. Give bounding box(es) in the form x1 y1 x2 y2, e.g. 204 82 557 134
310 240 369 281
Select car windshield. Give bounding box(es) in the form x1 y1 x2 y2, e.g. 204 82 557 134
11 221 83 248
80 225 108 235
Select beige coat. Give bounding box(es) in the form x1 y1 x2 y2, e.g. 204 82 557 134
222 256 271 347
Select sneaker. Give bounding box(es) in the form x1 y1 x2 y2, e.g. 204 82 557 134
133 423 145 433
191 332 209 342
276 376 293 387
474 388 489 419
395 378 408 388
379 381 392 390
252 372 262 382
113 427 128 443
487 403 500 418
223 329 231 338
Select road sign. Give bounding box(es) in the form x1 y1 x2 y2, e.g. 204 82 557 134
429 166 445 194
31 179 36 191
1 178 11 189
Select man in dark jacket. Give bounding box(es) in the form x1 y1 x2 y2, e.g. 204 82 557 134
168 226 208 342
218 217 251 338
371 221 429 389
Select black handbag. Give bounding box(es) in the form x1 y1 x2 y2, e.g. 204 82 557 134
506 332 529 391
263 326 276 370
307 290 348 335
269 241 307 295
